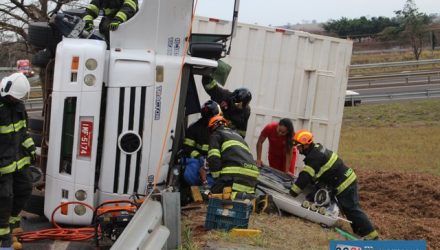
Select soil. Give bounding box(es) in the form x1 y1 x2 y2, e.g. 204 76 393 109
183 169 440 249
357 169 440 250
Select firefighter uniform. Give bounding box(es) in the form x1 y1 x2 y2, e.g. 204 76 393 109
290 143 378 239
182 118 213 186
0 98 35 246
207 125 259 199
202 79 251 138
83 0 138 41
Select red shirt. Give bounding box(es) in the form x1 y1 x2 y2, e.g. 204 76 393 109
261 122 297 174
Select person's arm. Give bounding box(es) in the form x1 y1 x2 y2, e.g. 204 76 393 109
183 124 200 158
207 132 222 179
256 134 267 167
285 150 292 173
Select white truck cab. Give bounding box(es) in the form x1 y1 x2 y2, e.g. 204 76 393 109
36 0 238 225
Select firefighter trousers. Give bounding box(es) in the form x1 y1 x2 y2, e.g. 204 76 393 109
336 181 377 238
0 167 33 235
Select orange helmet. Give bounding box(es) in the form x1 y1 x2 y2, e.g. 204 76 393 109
292 129 313 145
208 115 227 129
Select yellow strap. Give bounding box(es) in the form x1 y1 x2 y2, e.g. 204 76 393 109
316 152 338 178
336 172 357 195
221 140 250 153
22 137 35 149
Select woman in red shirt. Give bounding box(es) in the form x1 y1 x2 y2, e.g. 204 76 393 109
256 118 297 175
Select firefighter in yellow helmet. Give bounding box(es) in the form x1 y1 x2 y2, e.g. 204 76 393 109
0 73 36 249
82 0 138 42
290 129 379 240
205 115 259 200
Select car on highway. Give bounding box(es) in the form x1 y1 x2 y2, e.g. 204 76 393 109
345 90 361 106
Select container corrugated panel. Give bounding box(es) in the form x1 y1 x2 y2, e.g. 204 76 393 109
192 16 353 166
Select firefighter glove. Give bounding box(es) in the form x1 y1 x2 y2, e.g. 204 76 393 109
109 20 121 31
84 20 94 32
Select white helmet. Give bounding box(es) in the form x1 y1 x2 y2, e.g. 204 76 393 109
0 73 30 99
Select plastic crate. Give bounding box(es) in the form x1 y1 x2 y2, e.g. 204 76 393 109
204 198 253 230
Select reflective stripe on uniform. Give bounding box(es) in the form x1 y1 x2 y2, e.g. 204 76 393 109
9 216 21 224
303 165 315 177
232 183 255 193
211 171 221 178
221 166 259 178
116 11 128 22
104 8 113 15
236 129 246 138
183 138 196 147
221 140 250 153
83 14 94 21
0 227 10 236
205 80 217 90
190 150 200 158
208 149 220 158
336 172 357 195
0 156 31 175
86 4 100 16
124 0 137 10
22 137 35 149
196 144 209 152
0 119 26 134
316 152 338 178
363 230 379 240
290 184 302 194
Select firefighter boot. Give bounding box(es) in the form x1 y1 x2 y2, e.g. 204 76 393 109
0 234 23 250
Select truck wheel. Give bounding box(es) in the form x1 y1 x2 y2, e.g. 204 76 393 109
23 188 45 217
32 49 53 68
28 22 53 49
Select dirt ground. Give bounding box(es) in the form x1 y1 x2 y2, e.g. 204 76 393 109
182 169 440 249
357 169 440 250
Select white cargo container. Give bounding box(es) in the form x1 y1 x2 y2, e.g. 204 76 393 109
193 16 353 164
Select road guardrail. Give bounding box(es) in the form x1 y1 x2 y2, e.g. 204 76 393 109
346 89 440 104
350 59 440 69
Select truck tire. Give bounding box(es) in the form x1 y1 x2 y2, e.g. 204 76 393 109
23 189 45 216
28 22 53 49
32 49 53 68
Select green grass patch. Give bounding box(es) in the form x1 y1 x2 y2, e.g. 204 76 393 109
339 99 440 176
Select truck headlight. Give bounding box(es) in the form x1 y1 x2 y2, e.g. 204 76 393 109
84 74 96 86
74 205 87 216
75 190 87 201
85 58 98 70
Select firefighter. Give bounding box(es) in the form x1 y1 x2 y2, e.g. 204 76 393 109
206 115 259 200
0 73 36 249
201 75 252 138
82 0 139 42
289 129 379 240
182 100 221 187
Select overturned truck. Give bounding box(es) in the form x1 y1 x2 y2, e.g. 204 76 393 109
25 0 353 247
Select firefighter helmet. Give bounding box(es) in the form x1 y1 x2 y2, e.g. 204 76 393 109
208 115 227 130
201 100 221 119
292 129 314 145
0 73 30 99
230 88 252 107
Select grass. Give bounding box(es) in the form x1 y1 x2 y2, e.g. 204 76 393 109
339 99 440 176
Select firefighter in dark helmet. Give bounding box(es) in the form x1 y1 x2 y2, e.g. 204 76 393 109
290 129 379 240
202 75 252 138
206 115 259 200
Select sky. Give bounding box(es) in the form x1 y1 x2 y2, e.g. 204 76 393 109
195 0 440 27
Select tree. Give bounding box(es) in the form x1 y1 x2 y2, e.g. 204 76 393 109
0 0 84 52
395 0 431 60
